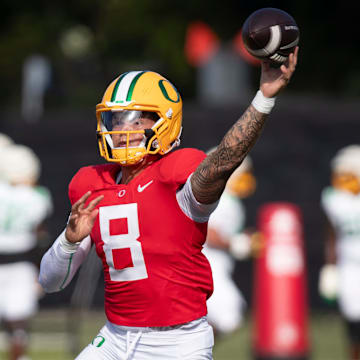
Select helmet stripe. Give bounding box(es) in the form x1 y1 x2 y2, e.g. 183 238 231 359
126 71 147 101
111 71 146 103
111 72 128 102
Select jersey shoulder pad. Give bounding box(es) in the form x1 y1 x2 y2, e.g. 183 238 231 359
68 163 120 204
157 148 206 185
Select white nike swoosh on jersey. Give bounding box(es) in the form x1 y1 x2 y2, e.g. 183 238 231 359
137 180 154 192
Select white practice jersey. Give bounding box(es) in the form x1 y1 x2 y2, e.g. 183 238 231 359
203 191 245 272
202 190 246 333
0 182 52 253
321 186 360 263
208 191 245 238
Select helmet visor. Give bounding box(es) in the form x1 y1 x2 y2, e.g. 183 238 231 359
101 110 159 131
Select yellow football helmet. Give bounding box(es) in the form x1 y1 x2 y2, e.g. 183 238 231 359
96 71 183 166
226 156 256 198
331 145 360 194
0 144 41 185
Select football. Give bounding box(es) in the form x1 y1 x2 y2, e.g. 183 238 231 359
242 8 299 65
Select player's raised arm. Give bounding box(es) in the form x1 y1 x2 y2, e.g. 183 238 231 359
191 48 298 204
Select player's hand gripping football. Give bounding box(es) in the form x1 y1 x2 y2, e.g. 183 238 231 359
260 46 298 98
65 191 104 243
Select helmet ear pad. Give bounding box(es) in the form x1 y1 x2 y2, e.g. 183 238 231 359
149 115 182 155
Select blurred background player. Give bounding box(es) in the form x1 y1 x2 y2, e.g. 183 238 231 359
0 133 13 151
203 153 256 337
319 145 360 360
0 144 53 360
0 132 14 183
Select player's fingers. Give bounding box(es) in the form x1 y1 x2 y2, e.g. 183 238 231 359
282 57 292 73
89 208 100 221
281 46 297 74
281 54 297 83
69 212 78 220
79 191 95 211
289 54 296 71
67 214 79 228
289 48 298 70
72 191 92 212
85 195 104 211
293 46 299 64
279 65 291 84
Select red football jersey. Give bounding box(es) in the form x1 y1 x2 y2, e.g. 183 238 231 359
68 148 213 327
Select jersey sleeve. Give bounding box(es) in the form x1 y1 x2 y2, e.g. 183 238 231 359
176 175 219 223
38 229 92 293
158 148 206 186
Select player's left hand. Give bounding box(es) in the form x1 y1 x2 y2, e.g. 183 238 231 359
260 46 298 98
65 191 104 243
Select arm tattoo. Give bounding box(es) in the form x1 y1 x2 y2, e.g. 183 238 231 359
191 105 267 204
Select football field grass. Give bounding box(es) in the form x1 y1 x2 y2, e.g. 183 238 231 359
0 309 348 359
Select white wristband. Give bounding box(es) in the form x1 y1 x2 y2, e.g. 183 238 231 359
58 230 81 254
251 90 276 114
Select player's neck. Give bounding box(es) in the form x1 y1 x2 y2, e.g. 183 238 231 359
120 155 159 184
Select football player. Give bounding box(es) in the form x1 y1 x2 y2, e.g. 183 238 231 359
0 132 13 149
203 155 256 337
39 47 298 360
320 145 360 360
0 133 14 181
0 144 52 360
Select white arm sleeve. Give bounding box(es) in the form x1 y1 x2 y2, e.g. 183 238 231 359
176 174 219 223
38 229 92 293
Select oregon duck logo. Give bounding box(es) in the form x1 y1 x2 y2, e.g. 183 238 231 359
92 335 105 347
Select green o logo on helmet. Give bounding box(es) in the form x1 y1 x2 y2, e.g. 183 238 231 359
158 80 180 103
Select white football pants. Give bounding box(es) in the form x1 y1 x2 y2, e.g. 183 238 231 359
75 316 214 360
0 262 38 321
339 262 360 320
